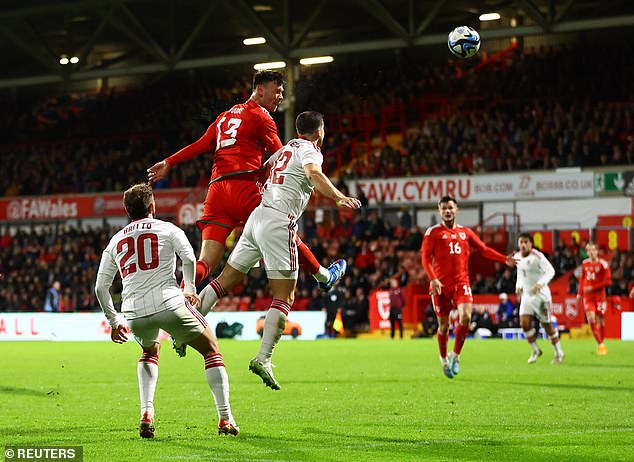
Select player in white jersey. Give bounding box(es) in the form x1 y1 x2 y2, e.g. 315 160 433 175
514 233 564 364
95 183 239 438
196 111 361 390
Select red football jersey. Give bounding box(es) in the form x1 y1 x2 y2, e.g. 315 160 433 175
578 258 611 301
420 223 507 287
165 99 283 181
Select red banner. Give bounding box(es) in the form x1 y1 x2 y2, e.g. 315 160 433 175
558 229 590 247
529 230 554 253
0 189 192 221
595 228 631 251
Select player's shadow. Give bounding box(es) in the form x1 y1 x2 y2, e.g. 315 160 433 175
0 385 51 397
573 362 634 369
467 379 634 393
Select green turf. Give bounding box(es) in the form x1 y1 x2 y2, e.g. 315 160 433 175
1 338 633 461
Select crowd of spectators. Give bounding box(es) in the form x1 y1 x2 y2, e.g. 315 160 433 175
2 45 634 197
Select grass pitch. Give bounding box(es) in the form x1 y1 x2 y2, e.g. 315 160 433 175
1 338 633 461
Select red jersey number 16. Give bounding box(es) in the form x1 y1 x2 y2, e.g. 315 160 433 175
449 242 462 254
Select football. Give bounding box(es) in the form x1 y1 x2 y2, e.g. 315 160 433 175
447 26 481 58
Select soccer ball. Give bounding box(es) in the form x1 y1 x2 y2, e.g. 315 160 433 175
447 26 481 59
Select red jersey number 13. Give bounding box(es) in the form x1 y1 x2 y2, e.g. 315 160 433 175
216 117 242 150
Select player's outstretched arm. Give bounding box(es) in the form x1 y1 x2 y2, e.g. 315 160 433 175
147 123 217 184
467 228 513 266
303 163 361 209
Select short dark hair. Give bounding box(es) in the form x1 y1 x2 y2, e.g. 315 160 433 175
123 183 154 220
296 111 324 135
253 70 284 89
438 196 458 207
518 232 533 244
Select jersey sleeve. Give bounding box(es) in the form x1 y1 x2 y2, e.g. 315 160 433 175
261 114 283 154
165 118 218 167
515 254 524 291
577 264 585 295
420 229 437 280
94 245 123 329
170 225 197 295
536 252 556 286
466 228 508 264
300 145 323 168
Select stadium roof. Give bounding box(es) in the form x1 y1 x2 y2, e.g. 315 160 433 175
1 0 633 88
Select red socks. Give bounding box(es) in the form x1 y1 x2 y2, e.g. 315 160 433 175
590 322 604 344
195 260 210 286
437 330 449 358
296 237 320 275
453 323 470 355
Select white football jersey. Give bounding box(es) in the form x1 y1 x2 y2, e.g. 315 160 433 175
95 218 196 325
262 138 322 218
514 248 555 298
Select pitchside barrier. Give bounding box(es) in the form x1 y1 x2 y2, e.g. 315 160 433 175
0 311 327 341
369 288 634 340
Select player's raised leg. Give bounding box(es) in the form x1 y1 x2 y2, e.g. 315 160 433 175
296 236 348 292
249 278 295 390
449 302 472 376
197 265 246 316
521 314 542 363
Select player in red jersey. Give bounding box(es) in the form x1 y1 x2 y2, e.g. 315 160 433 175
577 242 612 355
147 71 346 299
421 196 516 379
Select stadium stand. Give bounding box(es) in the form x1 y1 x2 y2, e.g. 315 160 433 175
1 46 634 196
2 45 634 334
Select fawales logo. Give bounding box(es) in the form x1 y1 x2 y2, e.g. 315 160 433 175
6 199 78 220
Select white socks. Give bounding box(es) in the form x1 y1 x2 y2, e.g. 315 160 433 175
204 354 234 423
199 285 219 316
256 300 290 362
313 266 330 283
138 352 159 418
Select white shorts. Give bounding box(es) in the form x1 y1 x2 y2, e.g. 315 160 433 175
126 302 208 348
228 205 298 280
519 293 552 324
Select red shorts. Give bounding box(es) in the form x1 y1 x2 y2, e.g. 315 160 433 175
582 297 607 316
197 179 262 243
431 282 473 317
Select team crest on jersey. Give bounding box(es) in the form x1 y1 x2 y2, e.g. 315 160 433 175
459 232 466 239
